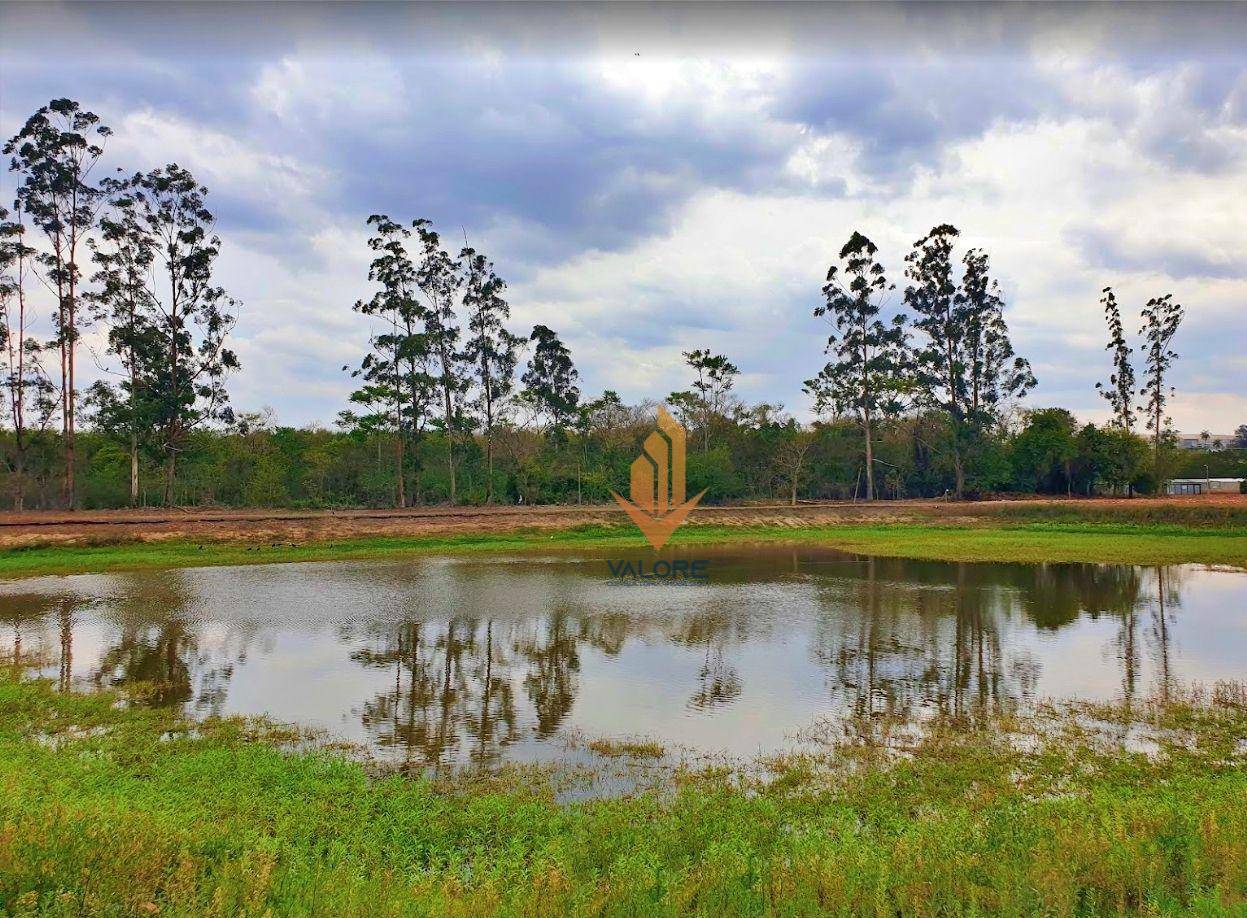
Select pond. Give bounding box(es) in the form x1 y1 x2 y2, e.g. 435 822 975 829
3 546 1245 769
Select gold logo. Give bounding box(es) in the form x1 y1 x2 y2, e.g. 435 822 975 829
611 406 706 550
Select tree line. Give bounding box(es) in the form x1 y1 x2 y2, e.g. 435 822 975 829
1 99 239 510
2 97 1237 511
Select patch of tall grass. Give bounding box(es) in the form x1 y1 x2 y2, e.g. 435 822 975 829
2 673 1246 914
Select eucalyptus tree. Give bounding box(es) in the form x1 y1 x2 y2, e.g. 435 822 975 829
413 219 467 503
680 349 739 452
1095 286 1135 431
87 175 161 505
958 247 1032 424
460 246 522 503
4 98 111 506
346 214 436 507
522 324 580 431
904 225 1034 497
806 230 908 501
1138 293 1183 472
1 205 57 510
122 165 240 505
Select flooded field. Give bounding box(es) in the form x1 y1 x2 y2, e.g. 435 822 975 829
3 545 1244 769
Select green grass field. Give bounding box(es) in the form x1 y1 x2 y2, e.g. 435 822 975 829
2 673 1246 915
2 520 1246 578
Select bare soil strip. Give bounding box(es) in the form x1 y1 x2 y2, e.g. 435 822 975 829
1 495 1243 550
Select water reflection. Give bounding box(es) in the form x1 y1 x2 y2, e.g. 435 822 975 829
1 548 1240 768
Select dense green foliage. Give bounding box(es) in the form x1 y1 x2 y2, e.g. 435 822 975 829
2 409 1243 509
3 672 1246 914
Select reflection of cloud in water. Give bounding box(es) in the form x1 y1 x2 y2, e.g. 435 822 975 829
1 549 1244 767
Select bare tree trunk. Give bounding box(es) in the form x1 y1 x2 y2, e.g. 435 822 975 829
1153 391 1163 478
12 454 25 512
54 240 71 508
863 408 875 501
396 433 406 508
163 449 176 507
65 305 76 509
444 390 456 505
10 247 27 512
130 432 139 506
65 207 82 511
486 433 494 504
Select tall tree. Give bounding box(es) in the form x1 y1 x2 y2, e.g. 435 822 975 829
413 219 466 503
1095 286 1135 431
124 165 240 505
676 349 739 452
346 215 433 507
522 325 579 430
904 225 1034 497
1138 293 1183 473
1 204 57 510
4 99 111 507
87 175 161 505
806 230 908 501
460 246 521 503
958 247 1032 423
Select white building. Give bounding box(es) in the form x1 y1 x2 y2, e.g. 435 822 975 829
1176 432 1238 451
1167 477 1244 495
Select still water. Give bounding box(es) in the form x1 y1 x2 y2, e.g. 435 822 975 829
3 546 1245 768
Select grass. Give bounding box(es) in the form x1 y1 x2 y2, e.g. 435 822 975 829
1 519 1246 578
583 737 667 759
2 672 1247 915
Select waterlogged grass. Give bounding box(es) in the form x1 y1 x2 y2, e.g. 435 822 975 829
2 673 1247 915
1 519 1246 578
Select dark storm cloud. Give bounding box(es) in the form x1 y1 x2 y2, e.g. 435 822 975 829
2 1 1244 426
775 58 1060 177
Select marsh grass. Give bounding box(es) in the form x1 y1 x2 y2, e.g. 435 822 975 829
3 672 1247 915
583 737 667 759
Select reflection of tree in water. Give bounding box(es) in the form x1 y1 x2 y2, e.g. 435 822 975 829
0 592 62 673
349 608 596 767
350 614 575 768
809 558 1184 720
92 619 234 714
689 644 741 711
1108 566 1182 707
465 621 519 768
87 575 238 714
1148 566 1181 700
522 610 580 736
0 577 243 716
668 602 743 711
353 619 482 767
0 552 1202 769
815 558 967 720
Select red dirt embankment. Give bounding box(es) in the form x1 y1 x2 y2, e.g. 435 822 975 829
1 494 1244 550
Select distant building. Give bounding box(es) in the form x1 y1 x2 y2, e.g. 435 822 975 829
1167 477 1244 495
1176 432 1238 451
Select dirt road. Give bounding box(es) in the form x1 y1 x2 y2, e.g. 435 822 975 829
1 494 1243 550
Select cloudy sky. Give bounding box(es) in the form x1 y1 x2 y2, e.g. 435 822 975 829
2 2 1245 433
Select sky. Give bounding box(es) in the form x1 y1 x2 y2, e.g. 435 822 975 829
2 1 1245 434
